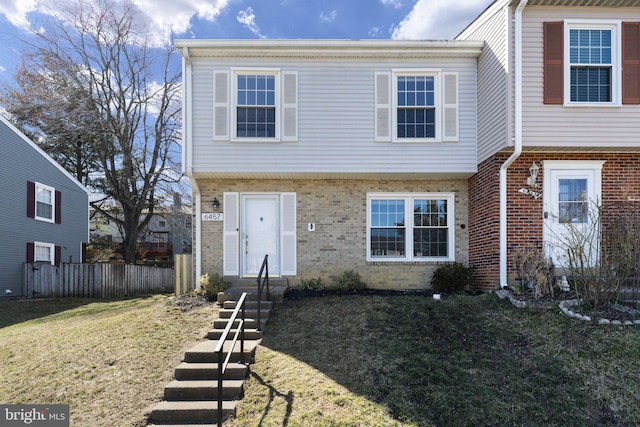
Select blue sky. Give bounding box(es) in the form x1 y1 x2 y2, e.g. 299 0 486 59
0 0 493 87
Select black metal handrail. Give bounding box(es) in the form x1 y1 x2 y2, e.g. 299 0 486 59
214 291 247 427
256 254 269 332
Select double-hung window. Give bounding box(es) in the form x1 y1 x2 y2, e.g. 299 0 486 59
367 193 455 262
544 20 630 105
236 74 276 138
36 182 55 222
567 23 618 104
34 242 55 264
375 70 458 142
397 75 436 139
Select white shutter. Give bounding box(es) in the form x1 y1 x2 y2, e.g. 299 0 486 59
442 72 459 142
223 192 239 276
213 70 229 140
282 71 298 141
280 192 296 276
375 72 391 142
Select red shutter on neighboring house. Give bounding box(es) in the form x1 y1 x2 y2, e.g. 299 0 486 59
623 22 640 104
27 181 35 218
544 22 564 104
26 242 34 263
55 190 62 224
55 246 61 266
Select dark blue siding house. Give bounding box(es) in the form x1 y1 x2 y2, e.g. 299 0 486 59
0 116 89 298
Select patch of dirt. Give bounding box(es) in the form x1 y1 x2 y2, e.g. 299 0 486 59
166 294 214 311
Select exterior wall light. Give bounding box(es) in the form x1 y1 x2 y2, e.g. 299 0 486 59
212 198 220 210
527 161 539 187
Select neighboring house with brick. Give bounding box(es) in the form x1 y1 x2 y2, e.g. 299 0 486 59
175 39 483 288
458 0 640 289
0 115 90 298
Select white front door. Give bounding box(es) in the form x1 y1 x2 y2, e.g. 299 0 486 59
241 194 280 276
542 161 604 267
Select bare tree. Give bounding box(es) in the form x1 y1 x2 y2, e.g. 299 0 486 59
2 0 182 263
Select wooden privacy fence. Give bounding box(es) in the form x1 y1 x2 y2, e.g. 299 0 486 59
174 254 194 296
23 262 174 299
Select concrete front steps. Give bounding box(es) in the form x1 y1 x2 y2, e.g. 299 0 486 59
147 286 282 426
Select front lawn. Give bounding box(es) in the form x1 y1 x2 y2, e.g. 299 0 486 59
0 295 216 426
233 292 640 426
2 293 639 426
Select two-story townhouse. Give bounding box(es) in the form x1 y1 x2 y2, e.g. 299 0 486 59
176 40 483 288
0 115 90 298
458 0 640 289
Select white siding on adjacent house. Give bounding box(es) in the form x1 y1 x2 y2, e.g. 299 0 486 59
458 4 512 163
188 56 478 177
522 6 640 148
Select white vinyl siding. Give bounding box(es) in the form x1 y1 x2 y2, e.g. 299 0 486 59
457 5 511 163
522 7 640 149
189 57 477 177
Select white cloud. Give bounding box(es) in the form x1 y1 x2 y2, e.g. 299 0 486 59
0 0 230 46
237 6 265 39
380 0 402 9
319 10 337 23
392 0 490 40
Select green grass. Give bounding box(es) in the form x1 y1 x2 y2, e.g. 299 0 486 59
233 293 640 426
0 295 217 426
2 293 640 426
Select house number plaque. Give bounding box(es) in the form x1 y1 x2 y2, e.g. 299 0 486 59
202 212 224 221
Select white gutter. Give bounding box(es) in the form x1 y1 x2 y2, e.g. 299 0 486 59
180 46 202 284
499 0 528 288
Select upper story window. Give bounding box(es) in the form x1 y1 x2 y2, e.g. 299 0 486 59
396 75 436 139
212 69 298 142
569 28 613 102
236 74 276 138
567 22 618 104
543 20 638 106
375 70 458 143
36 183 54 221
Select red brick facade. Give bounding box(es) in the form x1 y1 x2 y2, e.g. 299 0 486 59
469 152 640 290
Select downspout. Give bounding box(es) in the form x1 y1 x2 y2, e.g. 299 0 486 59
181 46 202 284
499 0 528 288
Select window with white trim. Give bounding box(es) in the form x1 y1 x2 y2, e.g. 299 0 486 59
394 72 440 141
367 193 455 261
36 182 55 222
236 74 276 138
232 70 279 140
34 242 55 264
562 21 621 105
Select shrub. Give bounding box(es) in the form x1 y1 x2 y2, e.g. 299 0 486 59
195 272 228 301
336 270 366 291
512 246 555 299
431 262 475 293
299 277 324 291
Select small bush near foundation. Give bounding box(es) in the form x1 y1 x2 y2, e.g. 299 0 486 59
336 270 367 291
431 262 475 293
299 277 324 291
195 272 228 301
